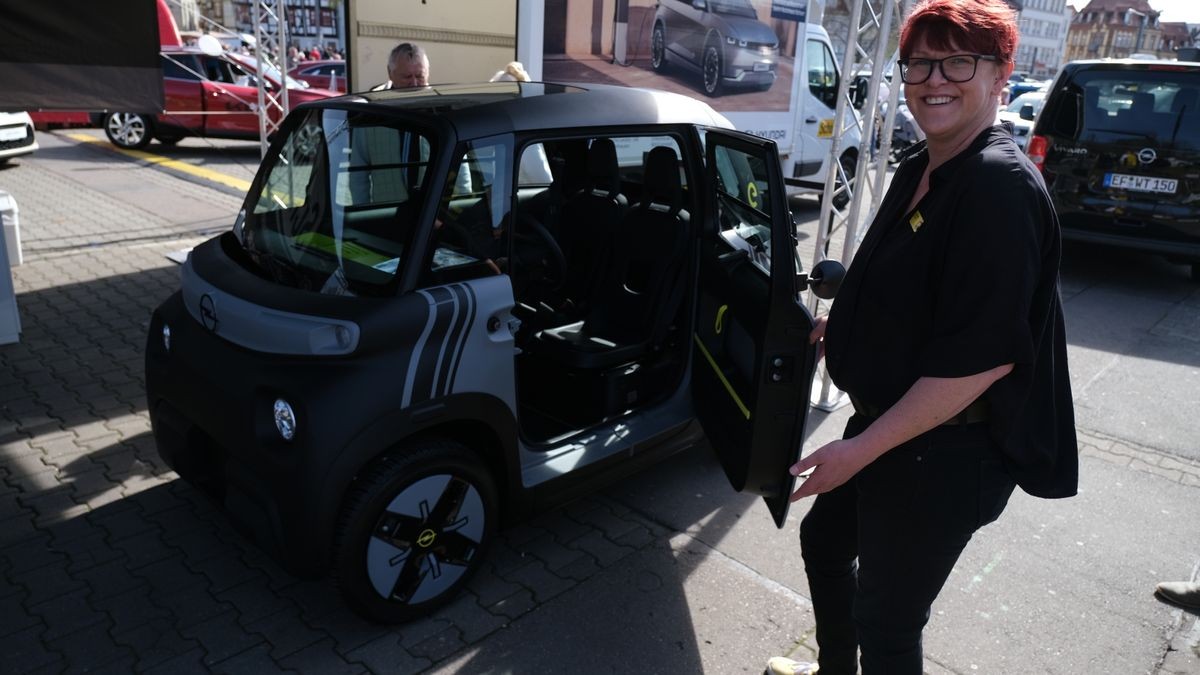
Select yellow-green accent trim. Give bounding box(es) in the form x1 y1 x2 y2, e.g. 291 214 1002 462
715 304 729 334
693 333 751 420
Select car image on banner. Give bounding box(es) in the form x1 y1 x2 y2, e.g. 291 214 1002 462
650 0 780 97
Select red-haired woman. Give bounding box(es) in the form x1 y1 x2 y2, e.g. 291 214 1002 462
768 0 1077 673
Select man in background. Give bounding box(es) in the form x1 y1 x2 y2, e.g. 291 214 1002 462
375 42 429 89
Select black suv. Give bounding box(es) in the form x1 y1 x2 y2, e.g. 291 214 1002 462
1028 59 1200 280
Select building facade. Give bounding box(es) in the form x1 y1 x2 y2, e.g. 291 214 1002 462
1014 0 1073 78
1064 0 1162 61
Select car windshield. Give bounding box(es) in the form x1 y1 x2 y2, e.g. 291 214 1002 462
709 0 758 18
237 108 436 295
1075 69 1200 150
1005 92 1045 115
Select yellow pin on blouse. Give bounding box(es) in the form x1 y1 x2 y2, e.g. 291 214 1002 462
909 210 924 232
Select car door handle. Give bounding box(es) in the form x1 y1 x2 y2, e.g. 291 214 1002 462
805 116 818 123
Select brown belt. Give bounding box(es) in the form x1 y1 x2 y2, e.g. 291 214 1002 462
848 394 989 426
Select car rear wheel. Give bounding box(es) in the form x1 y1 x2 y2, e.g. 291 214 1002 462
335 439 497 623
104 113 154 150
702 43 724 97
832 151 856 209
651 24 668 72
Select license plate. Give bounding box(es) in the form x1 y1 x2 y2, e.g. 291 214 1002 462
1103 172 1178 194
753 62 770 72
0 126 26 142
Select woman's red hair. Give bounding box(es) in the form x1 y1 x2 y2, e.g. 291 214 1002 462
899 0 1019 63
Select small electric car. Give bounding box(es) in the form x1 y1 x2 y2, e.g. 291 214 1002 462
145 81 841 623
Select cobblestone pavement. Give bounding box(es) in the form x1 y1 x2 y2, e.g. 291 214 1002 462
1 132 1198 674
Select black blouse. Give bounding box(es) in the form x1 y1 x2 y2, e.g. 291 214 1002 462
824 126 1077 498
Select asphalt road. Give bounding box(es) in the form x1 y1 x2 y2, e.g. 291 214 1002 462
2 129 1196 673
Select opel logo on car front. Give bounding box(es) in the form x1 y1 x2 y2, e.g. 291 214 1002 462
1137 148 1157 164
199 294 218 332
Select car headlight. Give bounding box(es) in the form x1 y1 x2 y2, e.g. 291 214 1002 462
273 399 297 441
726 36 748 47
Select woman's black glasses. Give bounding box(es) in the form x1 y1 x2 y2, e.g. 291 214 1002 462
898 54 999 84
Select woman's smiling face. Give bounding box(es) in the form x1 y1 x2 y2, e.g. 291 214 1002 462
904 36 1010 151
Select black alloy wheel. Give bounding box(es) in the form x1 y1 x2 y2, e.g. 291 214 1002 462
702 42 724 97
335 439 497 623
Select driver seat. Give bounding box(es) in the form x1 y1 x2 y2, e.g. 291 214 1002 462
534 145 689 370
555 138 628 315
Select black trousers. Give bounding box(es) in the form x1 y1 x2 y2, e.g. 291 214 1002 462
799 414 1016 674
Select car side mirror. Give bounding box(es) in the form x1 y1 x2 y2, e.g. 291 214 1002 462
799 259 846 299
849 78 868 110
1019 104 1035 121
693 0 707 9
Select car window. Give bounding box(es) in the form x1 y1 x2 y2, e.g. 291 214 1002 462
162 54 202 81
430 137 512 280
1070 69 1200 149
239 108 434 295
806 39 837 109
713 144 773 276
202 56 238 84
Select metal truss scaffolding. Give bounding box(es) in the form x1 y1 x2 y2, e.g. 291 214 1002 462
809 0 910 411
252 0 291 157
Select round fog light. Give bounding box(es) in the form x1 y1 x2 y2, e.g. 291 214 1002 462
273 399 297 441
162 324 171 351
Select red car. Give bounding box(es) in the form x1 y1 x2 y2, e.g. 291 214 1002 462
102 47 338 149
287 59 347 93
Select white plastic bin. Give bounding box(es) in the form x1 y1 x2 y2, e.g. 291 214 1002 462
0 190 22 344
0 190 21 267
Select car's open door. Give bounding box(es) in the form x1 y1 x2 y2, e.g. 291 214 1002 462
692 128 819 528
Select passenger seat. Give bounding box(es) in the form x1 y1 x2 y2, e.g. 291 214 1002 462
533 145 689 370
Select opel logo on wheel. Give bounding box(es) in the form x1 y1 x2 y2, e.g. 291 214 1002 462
416 529 437 548
1137 148 1157 164
199 294 218 332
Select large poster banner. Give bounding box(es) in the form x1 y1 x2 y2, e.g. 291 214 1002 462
0 0 163 111
527 0 806 154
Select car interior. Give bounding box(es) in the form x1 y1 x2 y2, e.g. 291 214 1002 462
427 133 697 444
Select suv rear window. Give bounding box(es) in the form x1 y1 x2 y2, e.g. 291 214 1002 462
1047 68 1200 150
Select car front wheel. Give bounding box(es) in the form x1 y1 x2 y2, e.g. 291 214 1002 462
104 112 154 150
335 439 498 623
702 43 724 97
651 24 668 72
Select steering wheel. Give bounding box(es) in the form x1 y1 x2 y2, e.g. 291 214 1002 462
513 212 567 291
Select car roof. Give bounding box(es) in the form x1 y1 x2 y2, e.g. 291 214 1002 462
313 82 733 139
1063 58 1200 70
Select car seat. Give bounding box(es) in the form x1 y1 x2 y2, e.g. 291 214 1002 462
533 145 689 371
555 138 628 315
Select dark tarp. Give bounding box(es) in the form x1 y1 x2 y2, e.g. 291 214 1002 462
0 0 163 112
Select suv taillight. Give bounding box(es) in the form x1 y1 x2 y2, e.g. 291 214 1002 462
1027 134 1048 172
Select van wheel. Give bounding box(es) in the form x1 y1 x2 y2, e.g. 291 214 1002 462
335 439 497 624
651 24 668 72
702 43 724 97
103 113 154 150
832 152 856 209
